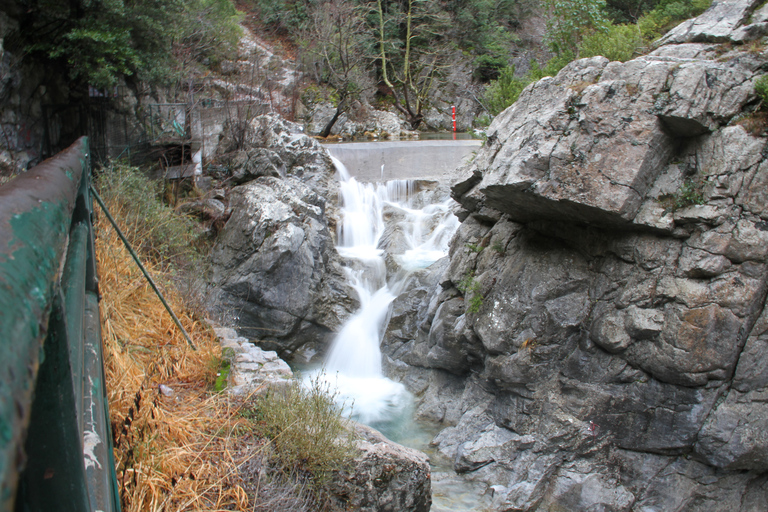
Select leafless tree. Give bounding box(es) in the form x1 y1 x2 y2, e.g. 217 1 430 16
303 0 374 137
375 0 450 129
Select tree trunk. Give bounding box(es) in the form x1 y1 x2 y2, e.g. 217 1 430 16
320 105 344 138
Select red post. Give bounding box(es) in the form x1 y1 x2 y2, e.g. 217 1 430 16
452 105 456 133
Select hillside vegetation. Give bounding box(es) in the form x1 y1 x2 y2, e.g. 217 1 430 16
9 0 712 128
13 0 242 90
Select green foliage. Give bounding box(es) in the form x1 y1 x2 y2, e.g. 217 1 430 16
474 52 511 82
673 179 706 209
19 0 241 89
492 241 506 254
604 0 657 24
446 0 518 81
482 66 530 116
94 163 208 272
474 113 493 127
467 294 483 313
486 0 709 116
246 0 314 34
528 53 574 80
482 52 573 116
579 22 643 61
545 0 610 56
212 347 235 392
755 74 768 107
176 0 243 67
457 270 483 314
483 50 581 116
252 377 358 488
637 0 712 42
659 178 706 211
465 243 484 253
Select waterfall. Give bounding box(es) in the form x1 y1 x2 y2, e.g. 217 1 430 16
306 156 458 429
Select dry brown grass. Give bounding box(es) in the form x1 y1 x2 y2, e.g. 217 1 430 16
95 191 254 512
735 111 768 137
94 165 353 511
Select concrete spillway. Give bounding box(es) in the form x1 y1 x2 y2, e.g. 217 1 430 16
323 139 482 182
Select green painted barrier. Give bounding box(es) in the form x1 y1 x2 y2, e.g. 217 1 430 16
0 137 120 512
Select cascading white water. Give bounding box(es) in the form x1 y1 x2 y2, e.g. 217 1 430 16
307 156 458 428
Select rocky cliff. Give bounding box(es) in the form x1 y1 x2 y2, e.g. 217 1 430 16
209 114 357 355
382 1 768 509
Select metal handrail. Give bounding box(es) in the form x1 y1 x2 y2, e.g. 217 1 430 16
0 137 120 512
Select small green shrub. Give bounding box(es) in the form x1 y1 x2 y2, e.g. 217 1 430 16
474 53 510 82
527 53 574 81
579 23 643 62
474 114 493 128
457 271 483 314
755 75 768 107
95 163 208 272
638 0 712 42
211 347 235 392
465 243 483 253
482 66 530 116
492 241 506 254
467 295 483 314
252 377 358 489
674 180 705 209
659 178 706 211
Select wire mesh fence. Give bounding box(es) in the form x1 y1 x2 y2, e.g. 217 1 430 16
43 88 270 170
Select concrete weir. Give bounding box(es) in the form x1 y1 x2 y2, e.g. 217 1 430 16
323 139 482 182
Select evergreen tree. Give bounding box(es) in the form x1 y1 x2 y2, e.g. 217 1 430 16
16 0 241 90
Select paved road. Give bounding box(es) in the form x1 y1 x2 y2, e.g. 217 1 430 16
323 139 482 183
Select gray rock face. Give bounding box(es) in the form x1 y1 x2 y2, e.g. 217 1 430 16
330 422 431 512
658 0 766 45
452 46 759 228
383 3 768 510
209 114 355 355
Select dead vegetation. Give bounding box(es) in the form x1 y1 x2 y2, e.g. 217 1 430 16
96 177 251 511
94 163 356 511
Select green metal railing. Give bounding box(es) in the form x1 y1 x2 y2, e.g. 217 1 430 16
0 137 120 512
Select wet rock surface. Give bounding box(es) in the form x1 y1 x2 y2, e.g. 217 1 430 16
382 2 768 510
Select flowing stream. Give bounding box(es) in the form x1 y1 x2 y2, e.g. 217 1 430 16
304 157 490 511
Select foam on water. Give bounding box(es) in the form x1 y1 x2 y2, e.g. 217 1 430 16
311 155 490 511
308 156 458 431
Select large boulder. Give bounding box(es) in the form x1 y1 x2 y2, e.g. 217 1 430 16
384 2 768 510
209 114 355 355
330 422 432 512
452 46 758 227
658 0 767 45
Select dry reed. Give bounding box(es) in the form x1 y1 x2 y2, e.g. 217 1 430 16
95 185 253 512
